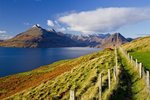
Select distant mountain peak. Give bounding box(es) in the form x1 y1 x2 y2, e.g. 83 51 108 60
113 32 120 35
32 24 41 28
112 32 122 37
52 29 56 32
99 33 128 48
0 24 130 48
0 25 78 48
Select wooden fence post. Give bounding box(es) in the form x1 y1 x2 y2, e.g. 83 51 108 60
108 69 111 89
128 53 130 59
115 56 118 67
139 63 142 78
99 74 102 100
135 59 138 69
146 71 150 92
115 48 118 76
115 48 118 67
113 67 116 81
130 56 133 64
142 67 145 79
70 90 75 100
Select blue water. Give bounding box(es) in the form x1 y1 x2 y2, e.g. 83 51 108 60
0 47 100 77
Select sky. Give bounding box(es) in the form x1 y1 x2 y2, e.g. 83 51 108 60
0 0 150 39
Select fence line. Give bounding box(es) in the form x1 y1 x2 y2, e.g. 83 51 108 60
99 74 102 100
69 47 149 99
108 69 111 90
113 66 117 81
119 47 150 92
147 71 150 91
69 48 119 100
70 90 75 100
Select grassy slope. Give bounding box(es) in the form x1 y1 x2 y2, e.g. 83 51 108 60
119 49 150 100
122 36 150 70
130 52 150 70
95 47 150 100
0 51 99 99
1 36 149 100
0 49 116 99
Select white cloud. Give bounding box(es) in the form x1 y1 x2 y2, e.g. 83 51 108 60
58 7 150 34
47 20 54 27
0 35 13 40
0 30 6 34
0 30 13 40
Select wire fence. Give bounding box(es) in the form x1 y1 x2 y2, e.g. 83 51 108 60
54 47 149 100
70 48 120 100
119 47 150 92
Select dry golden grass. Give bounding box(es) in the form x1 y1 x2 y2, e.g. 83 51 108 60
1 49 116 100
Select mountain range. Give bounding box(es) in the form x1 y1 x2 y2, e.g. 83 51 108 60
98 33 129 48
0 24 129 48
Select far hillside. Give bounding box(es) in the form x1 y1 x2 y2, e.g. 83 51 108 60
122 36 150 70
0 24 129 48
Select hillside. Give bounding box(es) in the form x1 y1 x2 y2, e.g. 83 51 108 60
122 36 150 52
0 25 129 48
0 37 150 99
0 49 116 99
122 36 150 70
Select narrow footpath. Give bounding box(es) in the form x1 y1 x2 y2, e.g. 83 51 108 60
109 49 150 100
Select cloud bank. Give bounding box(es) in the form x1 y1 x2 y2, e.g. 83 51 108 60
57 7 150 33
0 30 6 34
0 30 13 40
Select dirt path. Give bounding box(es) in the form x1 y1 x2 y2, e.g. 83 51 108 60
109 50 133 100
109 48 150 100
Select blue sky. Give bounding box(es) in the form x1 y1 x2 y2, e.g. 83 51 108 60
0 0 150 38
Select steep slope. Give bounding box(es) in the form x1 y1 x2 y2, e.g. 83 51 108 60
122 36 150 52
0 49 115 99
122 36 150 70
99 33 128 48
0 25 78 48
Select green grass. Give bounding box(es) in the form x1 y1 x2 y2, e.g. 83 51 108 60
3 49 118 100
122 36 150 52
109 48 150 100
122 36 150 71
120 52 149 100
2 36 150 100
130 51 150 70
